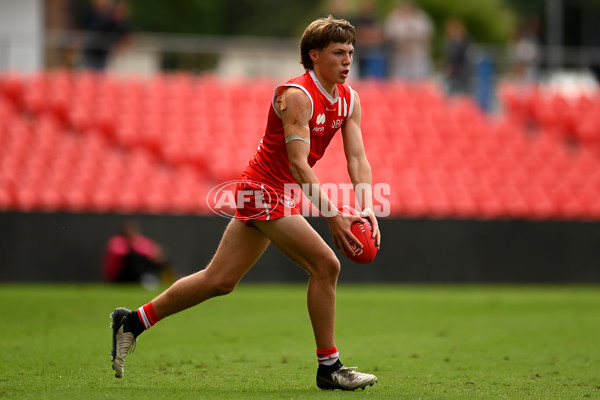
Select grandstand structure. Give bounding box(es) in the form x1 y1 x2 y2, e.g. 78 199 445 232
1 69 600 221
2 2 600 283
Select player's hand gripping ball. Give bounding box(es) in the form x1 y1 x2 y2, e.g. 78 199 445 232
339 206 378 264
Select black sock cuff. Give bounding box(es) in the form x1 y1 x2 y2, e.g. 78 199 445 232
128 310 146 337
318 359 343 374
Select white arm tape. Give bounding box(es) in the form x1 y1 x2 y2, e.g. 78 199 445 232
285 134 310 145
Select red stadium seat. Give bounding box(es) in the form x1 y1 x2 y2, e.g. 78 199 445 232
0 185 15 210
2 70 600 219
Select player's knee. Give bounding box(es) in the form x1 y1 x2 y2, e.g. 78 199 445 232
203 269 238 296
311 254 340 281
210 278 238 296
327 256 341 278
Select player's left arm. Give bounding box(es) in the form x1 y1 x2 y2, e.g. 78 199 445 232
341 90 381 247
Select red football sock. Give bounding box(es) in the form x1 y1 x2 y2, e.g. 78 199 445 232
317 346 339 366
137 302 160 330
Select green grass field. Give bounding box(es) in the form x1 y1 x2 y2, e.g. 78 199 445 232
1 283 599 399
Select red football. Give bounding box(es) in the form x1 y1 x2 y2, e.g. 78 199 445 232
338 206 378 264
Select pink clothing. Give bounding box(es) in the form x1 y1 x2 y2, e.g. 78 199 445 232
102 235 159 281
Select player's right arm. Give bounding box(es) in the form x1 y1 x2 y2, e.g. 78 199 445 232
278 87 362 255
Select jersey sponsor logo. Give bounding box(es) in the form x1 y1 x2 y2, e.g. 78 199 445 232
316 113 326 125
331 119 344 129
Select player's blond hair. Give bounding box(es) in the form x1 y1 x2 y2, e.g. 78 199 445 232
300 15 356 70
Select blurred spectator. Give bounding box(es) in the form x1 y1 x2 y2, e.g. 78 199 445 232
354 1 386 79
329 0 350 18
102 220 173 286
384 1 434 81
443 18 471 95
80 0 112 70
509 17 541 83
81 0 133 71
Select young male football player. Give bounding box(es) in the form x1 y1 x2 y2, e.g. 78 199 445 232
110 15 381 391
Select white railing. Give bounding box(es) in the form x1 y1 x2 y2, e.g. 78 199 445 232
1 29 600 81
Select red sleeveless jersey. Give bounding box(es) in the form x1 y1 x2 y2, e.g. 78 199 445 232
242 70 355 189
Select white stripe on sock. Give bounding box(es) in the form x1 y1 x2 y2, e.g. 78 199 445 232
138 307 151 329
318 352 339 363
